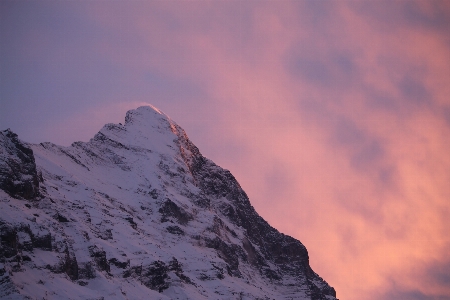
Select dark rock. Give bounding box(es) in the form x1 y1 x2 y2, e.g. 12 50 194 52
211 264 225 279
32 232 52 251
123 265 142 278
124 217 137 230
192 195 210 208
0 224 18 259
56 214 69 223
109 258 129 269
78 262 96 279
140 261 169 292
0 222 52 269
263 268 281 281
21 255 31 262
204 237 242 277
198 273 211 281
98 229 113 240
241 237 259 265
180 190 210 209
168 257 195 286
124 258 194 293
0 129 40 200
159 199 192 225
307 280 329 300
149 189 159 199
166 225 184 235
89 246 110 273
63 249 78 281
77 280 88 286
0 268 20 297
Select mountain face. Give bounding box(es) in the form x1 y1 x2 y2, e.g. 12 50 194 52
0 106 337 300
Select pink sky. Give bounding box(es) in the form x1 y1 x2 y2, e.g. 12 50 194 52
1 1 450 299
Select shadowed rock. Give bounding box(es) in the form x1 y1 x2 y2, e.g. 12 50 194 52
0 129 40 200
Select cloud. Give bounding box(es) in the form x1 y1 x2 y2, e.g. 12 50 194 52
397 75 432 105
1 1 450 300
381 289 450 300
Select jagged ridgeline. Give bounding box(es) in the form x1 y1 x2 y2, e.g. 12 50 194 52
0 106 337 300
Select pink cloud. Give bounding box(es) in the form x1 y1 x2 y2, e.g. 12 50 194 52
4 1 449 299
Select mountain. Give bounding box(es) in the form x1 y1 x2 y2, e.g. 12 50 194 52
0 105 337 300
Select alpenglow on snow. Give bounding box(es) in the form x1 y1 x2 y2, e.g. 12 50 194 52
0 105 337 300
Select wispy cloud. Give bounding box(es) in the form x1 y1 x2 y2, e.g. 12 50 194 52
1 1 449 299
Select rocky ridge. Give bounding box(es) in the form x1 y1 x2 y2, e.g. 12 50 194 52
0 105 336 299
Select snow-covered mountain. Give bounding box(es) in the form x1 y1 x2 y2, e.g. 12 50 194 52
0 106 337 300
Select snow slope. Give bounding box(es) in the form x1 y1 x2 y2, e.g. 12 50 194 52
0 106 337 300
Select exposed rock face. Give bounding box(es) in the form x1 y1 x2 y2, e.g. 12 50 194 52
0 129 41 200
0 106 336 299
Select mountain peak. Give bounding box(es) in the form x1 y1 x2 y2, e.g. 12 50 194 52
124 105 172 126
0 105 337 300
92 105 183 156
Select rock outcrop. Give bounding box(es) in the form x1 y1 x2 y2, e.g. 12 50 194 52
0 129 41 200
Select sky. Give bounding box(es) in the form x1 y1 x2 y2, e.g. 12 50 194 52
1 1 450 299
